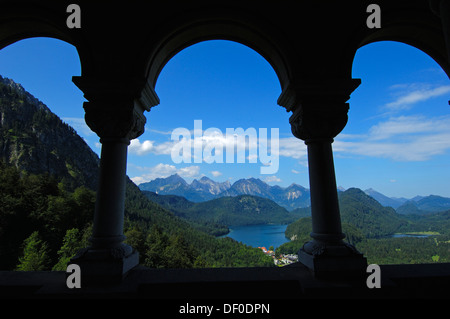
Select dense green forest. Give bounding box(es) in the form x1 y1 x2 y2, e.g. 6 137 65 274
142 191 230 236
1 74 449 271
3 158 448 270
123 178 274 268
276 189 450 264
143 191 303 235
0 75 100 192
0 75 273 271
0 161 95 270
0 161 273 271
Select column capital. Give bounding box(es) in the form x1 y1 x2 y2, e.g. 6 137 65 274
280 78 361 140
82 100 147 140
72 76 160 140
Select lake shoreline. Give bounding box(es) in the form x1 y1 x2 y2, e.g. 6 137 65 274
379 232 440 239
219 224 290 249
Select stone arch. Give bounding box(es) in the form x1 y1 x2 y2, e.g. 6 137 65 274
141 11 295 102
344 9 450 81
0 3 87 75
358 33 449 80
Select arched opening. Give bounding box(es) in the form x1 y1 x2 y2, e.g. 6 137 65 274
141 15 293 96
129 39 307 268
335 40 450 264
0 37 97 271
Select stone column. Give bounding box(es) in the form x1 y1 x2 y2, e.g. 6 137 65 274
282 79 367 278
305 137 344 245
69 76 159 284
430 0 450 64
91 137 130 253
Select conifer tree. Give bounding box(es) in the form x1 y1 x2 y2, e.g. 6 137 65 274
163 234 196 269
16 231 49 271
52 228 82 271
144 225 169 268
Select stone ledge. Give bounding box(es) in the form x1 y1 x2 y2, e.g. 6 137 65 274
0 263 449 300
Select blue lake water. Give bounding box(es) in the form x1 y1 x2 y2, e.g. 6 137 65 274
221 224 290 249
389 233 431 238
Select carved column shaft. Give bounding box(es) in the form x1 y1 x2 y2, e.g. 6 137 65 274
69 76 159 284
305 138 344 243
91 137 129 251
283 79 367 278
289 100 349 254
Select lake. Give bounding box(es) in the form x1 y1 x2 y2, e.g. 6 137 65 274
221 224 290 249
389 233 432 238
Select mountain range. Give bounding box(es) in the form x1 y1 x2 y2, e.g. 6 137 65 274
1 73 450 274
1 74 449 271
285 187 409 240
143 191 304 233
364 188 450 214
139 174 450 215
0 74 277 269
139 175 311 210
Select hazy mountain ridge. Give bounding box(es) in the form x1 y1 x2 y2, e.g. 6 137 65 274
140 174 450 215
365 188 450 214
339 188 408 237
286 187 450 242
364 188 407 209
139 174 311 210
0 75 274 269
1 75 448 269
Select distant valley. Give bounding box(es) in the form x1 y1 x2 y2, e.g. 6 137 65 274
1 74 449 270
0 75 278 269
139 174 450 215
139 174 311 210
144 191 304 236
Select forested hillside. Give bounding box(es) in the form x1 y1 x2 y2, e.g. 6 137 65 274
125 179 274 268
339 188 407 238
144 191 303 231
0 75 273 270
0 75 99 191
0 163 274 270
0 161 95 270
277 188 450 264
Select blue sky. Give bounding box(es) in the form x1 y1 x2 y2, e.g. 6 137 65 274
0 38 449 199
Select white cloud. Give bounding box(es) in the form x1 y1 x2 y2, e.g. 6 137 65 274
277 137 307 159
129 138 173 156
130 163 201 185
385 83 450 111
298 160 309 167
129 111 450 165
211 170 222 177
178 166 201 178
334 115 450 161
130 127 282 163
367 115 439 141
146 128 172 135
291 169 300 174
129 139 154 155
264 175 282 183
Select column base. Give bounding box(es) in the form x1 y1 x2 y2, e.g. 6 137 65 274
69 244 139 285
298 240 367 279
